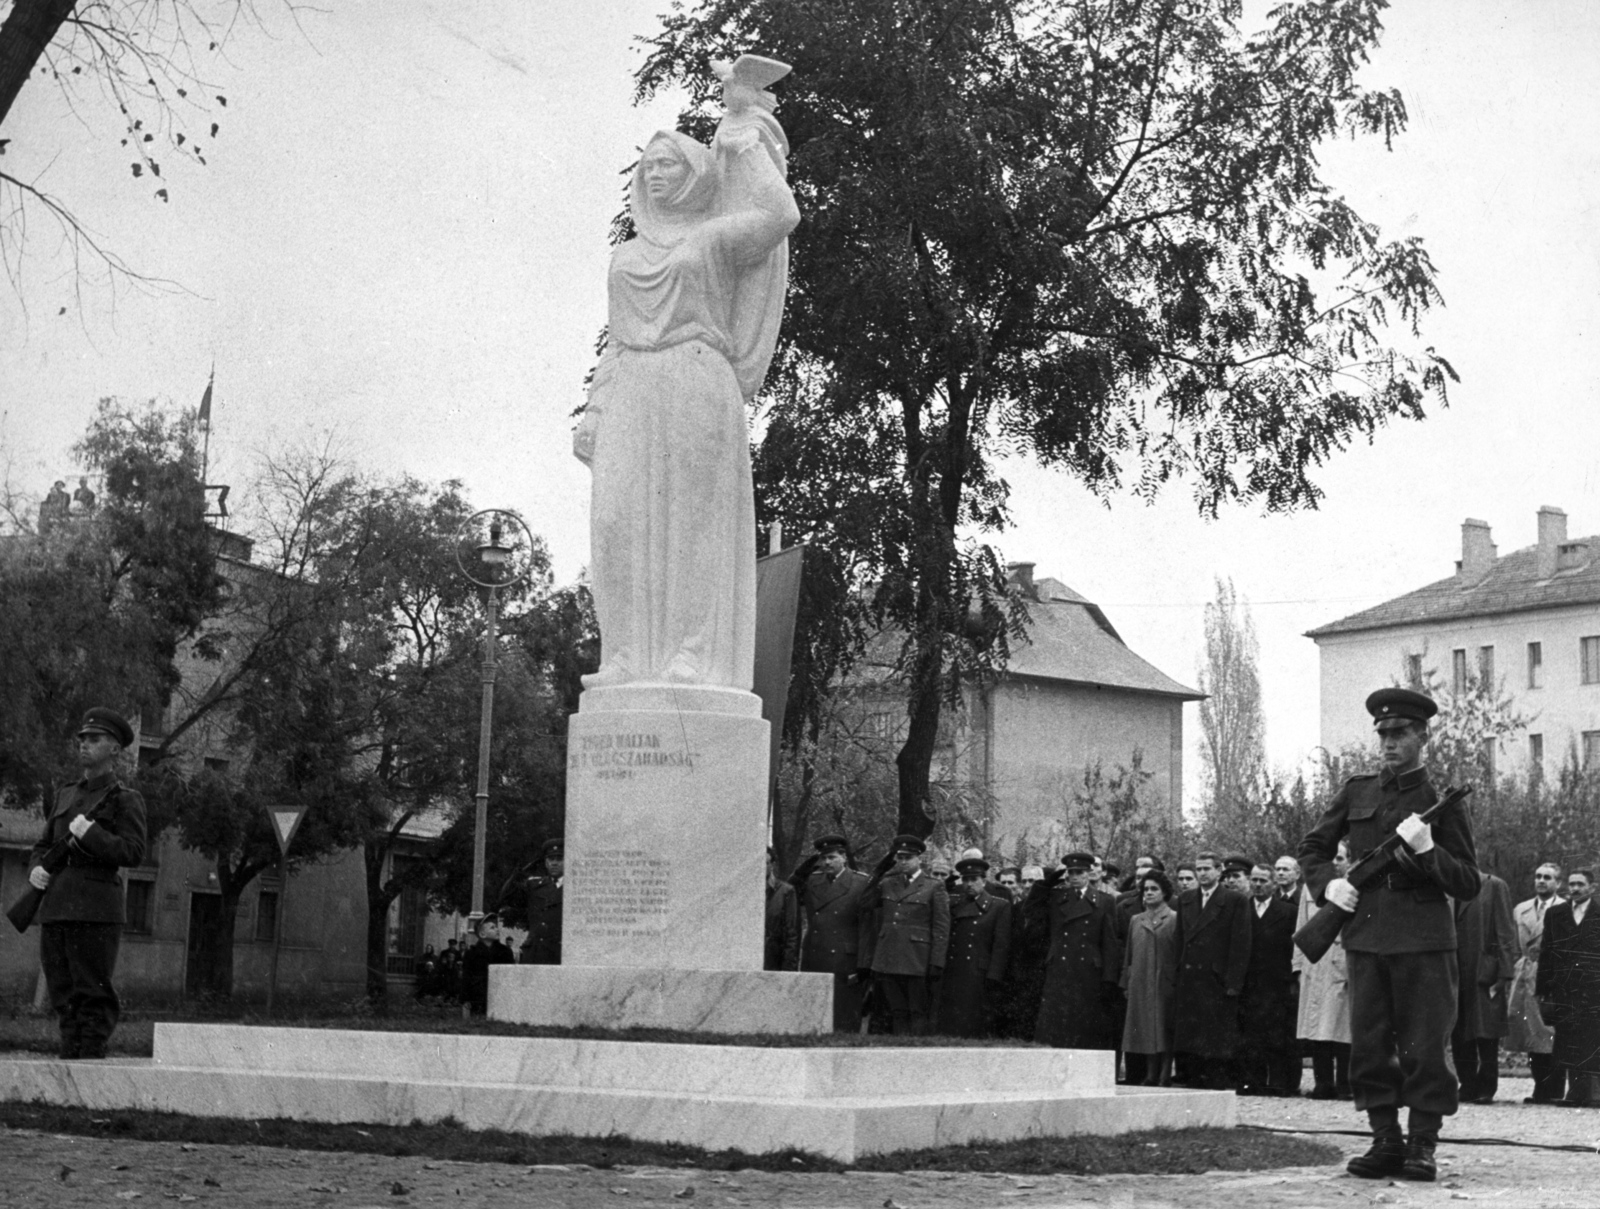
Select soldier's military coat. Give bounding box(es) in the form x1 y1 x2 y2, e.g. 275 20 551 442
935 886 1012 1037
1171 884 1252 1058
28 773 147 925
799 867 872 974
519 875 563 965
863 870 950 976
1029 880 1120 1049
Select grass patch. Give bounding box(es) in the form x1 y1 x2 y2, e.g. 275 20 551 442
0 1101 1338 1175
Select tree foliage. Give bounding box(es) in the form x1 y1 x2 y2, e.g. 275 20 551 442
633 0 1454 839
1197 575 1266 825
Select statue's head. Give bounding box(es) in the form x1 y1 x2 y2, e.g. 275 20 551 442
632 131 716 240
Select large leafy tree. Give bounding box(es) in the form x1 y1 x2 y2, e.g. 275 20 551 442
1197 576 1266 827
635 0 1454 839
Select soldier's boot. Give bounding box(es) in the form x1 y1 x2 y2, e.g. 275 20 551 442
1346 1108 1405 1179
1401 1133 1438 1181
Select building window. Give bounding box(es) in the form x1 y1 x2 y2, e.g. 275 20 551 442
1584 731 1600 770
1405 653 1423 689
1452 648 1468 695
125 878 155 935
1583 637 1600 686
256 888 279 942
1528 642 1544 689
1478 645 1495 688
1529 733 1544 779
138 702 165 738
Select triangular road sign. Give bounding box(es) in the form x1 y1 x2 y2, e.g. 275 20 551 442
265 805 307 858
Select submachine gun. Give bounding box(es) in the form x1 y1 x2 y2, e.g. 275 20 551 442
1292 784 1473 964
5 787 121 934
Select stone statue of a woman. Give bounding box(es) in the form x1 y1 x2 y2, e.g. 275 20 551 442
574 58 798 693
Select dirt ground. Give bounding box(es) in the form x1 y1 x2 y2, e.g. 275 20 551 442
4 1075 1596 1209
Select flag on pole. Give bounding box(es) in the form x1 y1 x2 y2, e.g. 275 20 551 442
198 366 214 429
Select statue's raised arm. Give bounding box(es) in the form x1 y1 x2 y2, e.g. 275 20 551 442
579 56 799 693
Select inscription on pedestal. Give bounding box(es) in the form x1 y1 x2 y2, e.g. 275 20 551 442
571 849 671 938
570 731 696 781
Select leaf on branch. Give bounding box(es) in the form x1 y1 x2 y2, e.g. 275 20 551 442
143 134 153 143
156 189 169 203
178 89 187 98
176 134 185 145
210 123 219 137
131 163 143 178
0 140 8 155
58 306 66 315
216 96 227 107
150 162 161 177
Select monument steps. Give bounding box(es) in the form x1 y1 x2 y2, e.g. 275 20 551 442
0 1024 1235 1163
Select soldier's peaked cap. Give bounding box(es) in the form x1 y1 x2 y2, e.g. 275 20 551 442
77 707 133 748
1061 851 1094 870
1223 854 1254 875
813 834 849 853
1366 687 1438 731
956 856 990 875
541 837 564 858
890 834 926 855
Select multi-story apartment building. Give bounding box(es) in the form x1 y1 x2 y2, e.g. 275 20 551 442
1308 507 1600 778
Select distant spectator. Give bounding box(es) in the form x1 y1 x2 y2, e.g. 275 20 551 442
1509 863 1564 1103
764 849 800 971
1274 855 1301 903
1452 870 1517 1104
1121 871 1178 1085
1536 868 1600 1107
414 944 438 1001
1295 840 1353 1099
461 914 514 1016
1174 865 1198 894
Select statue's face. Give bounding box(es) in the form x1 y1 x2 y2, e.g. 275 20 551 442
642 143 692 201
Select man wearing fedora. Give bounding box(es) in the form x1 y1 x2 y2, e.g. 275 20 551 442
1299 687 1479 1182
860 834 949 1035
26 708 148 1059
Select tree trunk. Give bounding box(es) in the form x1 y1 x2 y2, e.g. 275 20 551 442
895 643 943 841
363 841 397 1011
0 0 77 131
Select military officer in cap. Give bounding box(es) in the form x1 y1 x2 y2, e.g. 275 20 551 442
860 834 950 1035
1299 687 1479 1182
1029 851 1121 1049
936 853 1013 1037
791 834 873 1031
26 708 147 1059
518 838 564 966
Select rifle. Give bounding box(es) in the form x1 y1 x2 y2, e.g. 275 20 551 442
5 786 119 934
1292 784 1473 963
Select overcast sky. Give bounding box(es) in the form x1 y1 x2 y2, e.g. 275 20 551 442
4 1 1598 803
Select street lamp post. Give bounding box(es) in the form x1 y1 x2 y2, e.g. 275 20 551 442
455 510 534 933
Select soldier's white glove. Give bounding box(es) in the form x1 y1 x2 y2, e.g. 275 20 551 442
68 814 94 840
1325 877 1359 912
29 867 51 891
1397 813 1434 854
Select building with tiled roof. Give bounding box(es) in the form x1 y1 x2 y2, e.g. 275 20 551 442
1307 506 1600 774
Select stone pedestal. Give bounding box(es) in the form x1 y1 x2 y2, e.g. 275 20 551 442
492 683 832 1033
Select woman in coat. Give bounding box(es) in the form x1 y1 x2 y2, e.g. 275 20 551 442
1120 871 1179 1085
1293 841 1352 1098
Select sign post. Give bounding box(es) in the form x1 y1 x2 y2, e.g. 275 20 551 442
263 804 307 1016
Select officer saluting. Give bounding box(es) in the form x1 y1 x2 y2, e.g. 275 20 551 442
791 833 873 1032
26 709 148 1059
1298 688 1479 1182
518 838 564 966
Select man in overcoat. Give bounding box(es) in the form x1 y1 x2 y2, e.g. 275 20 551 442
1535 868 1600 1107
1171 852 1252 1088
1238 862 1302 1096
792 833 873 1031
860 834 949 1035
518 838 564 966
26 709 148 1059
935 854 1012 1037
764 848 800 971
1509 862 1564 1102
1030 851 1121 1049
1451 870 1516 1103
1299 688 1479 1182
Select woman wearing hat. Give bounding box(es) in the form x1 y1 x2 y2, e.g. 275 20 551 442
1121 870 1178 1085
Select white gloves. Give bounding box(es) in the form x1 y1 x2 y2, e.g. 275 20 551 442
1325 877 1360 912
29 867 51 891
1397 813 1435 854
68 814 94 840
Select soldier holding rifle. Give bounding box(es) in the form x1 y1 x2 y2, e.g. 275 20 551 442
1298 688 1479 1183
22 709 148 1059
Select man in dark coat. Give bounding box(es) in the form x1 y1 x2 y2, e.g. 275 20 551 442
1451 870 1516 1103
1536 868 1600 1107
936 855 1012 1037
26 709 148 1059
1238 861 1302 1096
460 912 515 1014
1172 852 1252 1087
1030 851 1121 1049
792 833 873 1031
764 848 800 971
860 834 949 1035
1299 688 1479 1183
518 838 564 966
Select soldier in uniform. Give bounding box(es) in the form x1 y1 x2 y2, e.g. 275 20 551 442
1299 687 1479 1182
518 838 564 966
860 834 949 1035
936 854 1012 1037
26 708 148 1059
792 833 873 1031
1030 851 1121 1050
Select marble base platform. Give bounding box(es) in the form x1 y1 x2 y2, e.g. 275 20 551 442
489 965 833 1034
0 1024 1235 1163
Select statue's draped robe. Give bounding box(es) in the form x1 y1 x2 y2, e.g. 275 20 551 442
586 129 797 690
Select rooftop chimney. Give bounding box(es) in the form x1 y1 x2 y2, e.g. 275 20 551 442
1006 561 1037 601
1536 506 1567 579
1457 519 1496 585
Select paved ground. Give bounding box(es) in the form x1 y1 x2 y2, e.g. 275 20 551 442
5 1076 1597 1208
